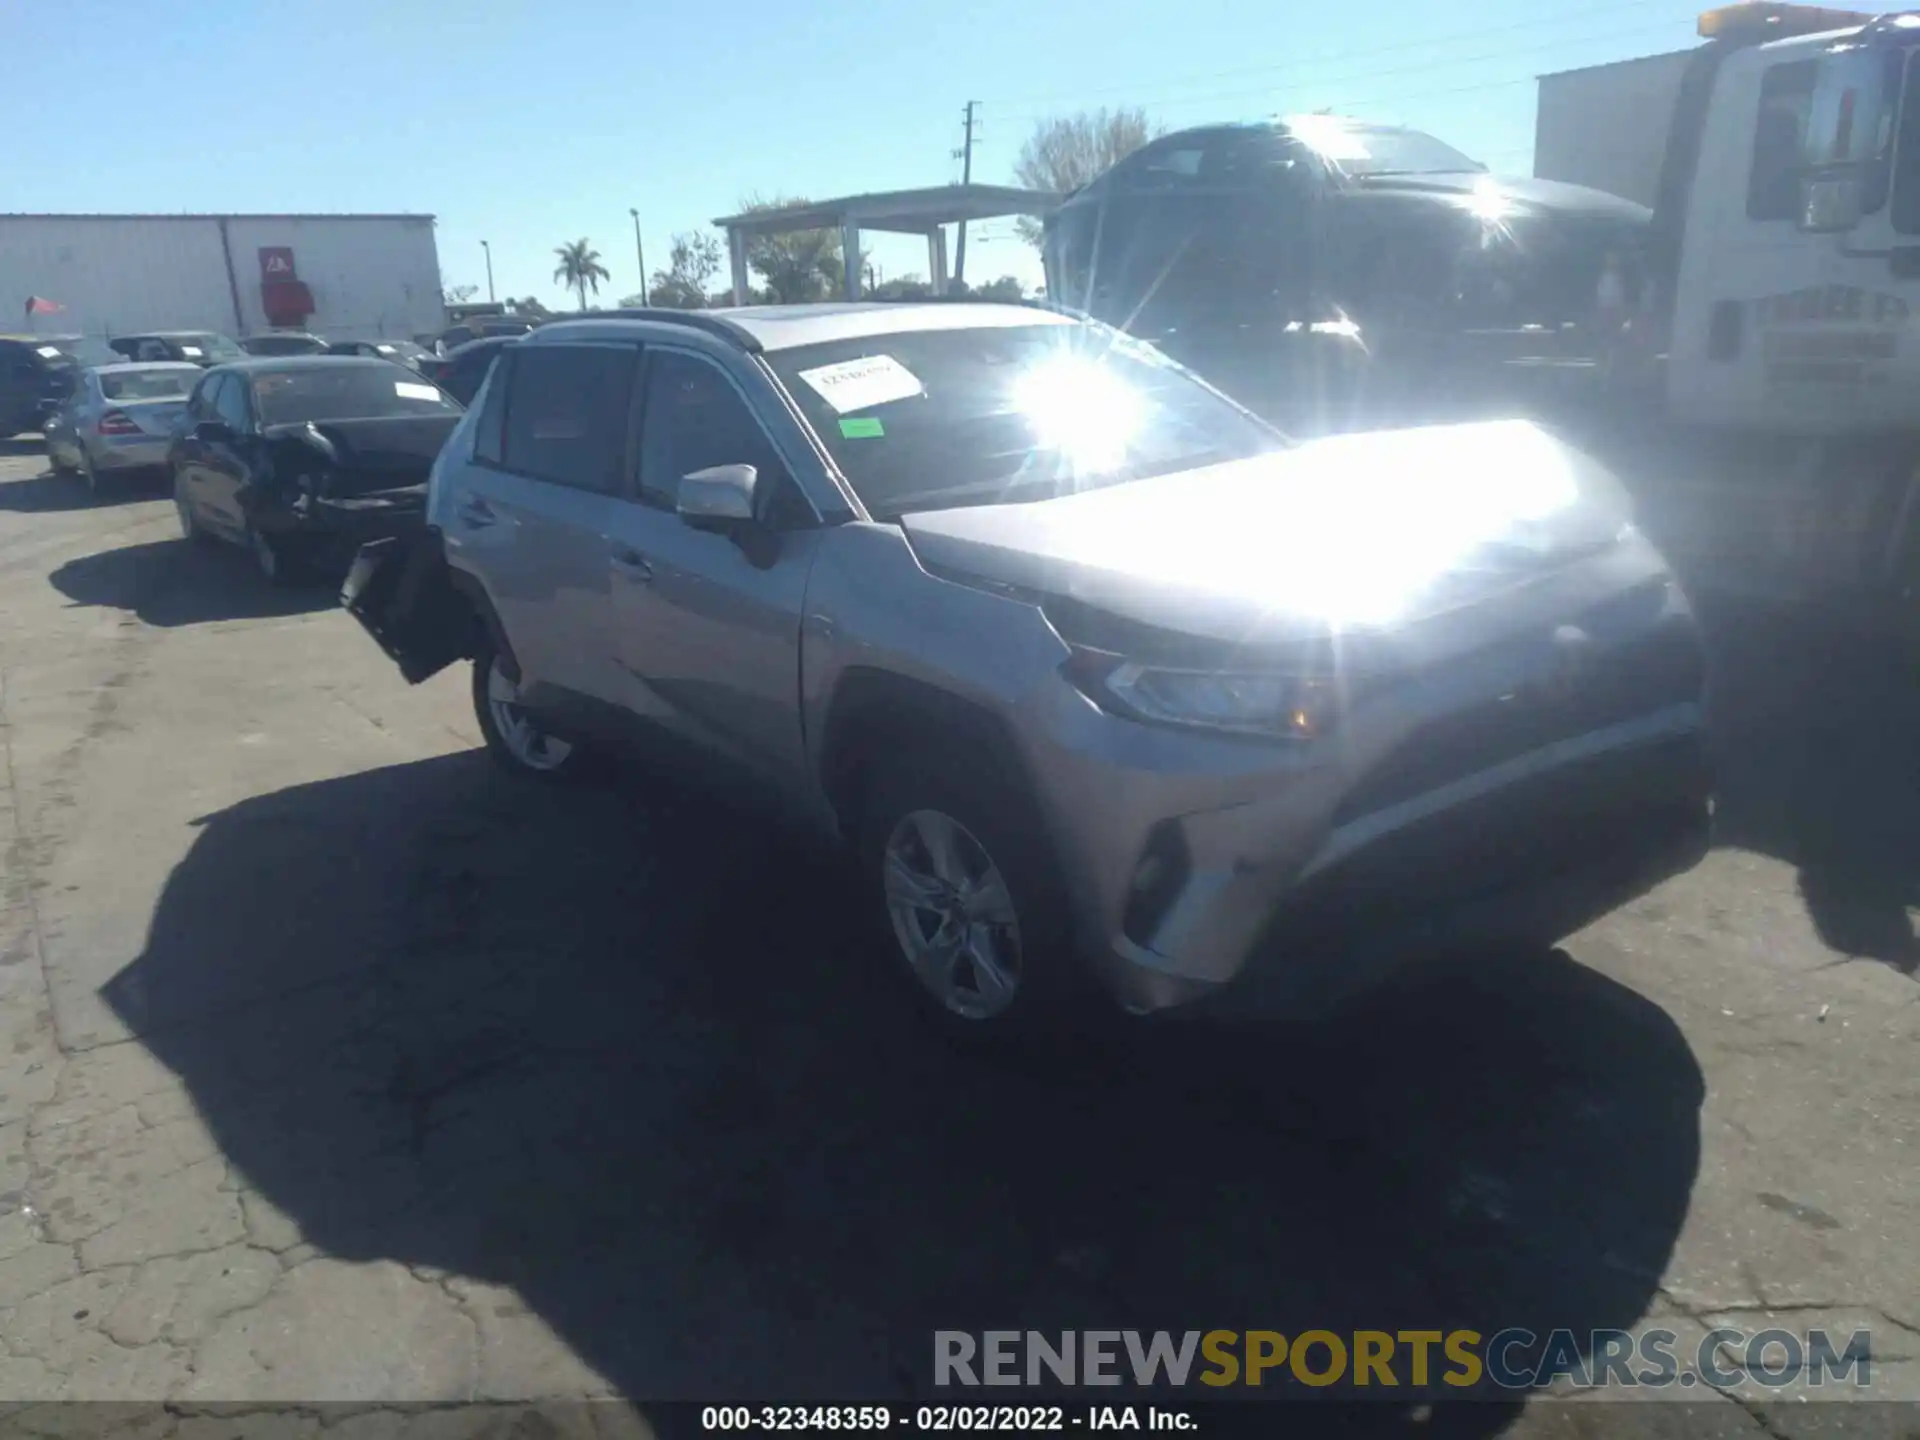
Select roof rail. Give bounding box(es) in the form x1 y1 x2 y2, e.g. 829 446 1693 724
535 308 763 352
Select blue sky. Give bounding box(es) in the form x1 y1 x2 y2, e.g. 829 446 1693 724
0 0 1705 307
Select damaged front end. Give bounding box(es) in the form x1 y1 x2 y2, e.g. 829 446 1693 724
340 529 482 684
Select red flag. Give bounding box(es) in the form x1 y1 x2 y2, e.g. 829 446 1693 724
24 296 62 316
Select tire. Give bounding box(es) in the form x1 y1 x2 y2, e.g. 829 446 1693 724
174 480 210 544
246 521 304 586
858 737 1086 1047
471 642 580 780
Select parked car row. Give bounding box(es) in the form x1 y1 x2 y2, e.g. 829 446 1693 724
2 327 440 439
333 301 1715 1041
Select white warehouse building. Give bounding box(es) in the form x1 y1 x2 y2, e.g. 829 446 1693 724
0 212 446 341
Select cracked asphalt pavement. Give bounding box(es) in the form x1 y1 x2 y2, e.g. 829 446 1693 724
0 443 1914 1438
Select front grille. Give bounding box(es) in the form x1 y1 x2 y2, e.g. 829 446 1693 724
1331 606 1704 827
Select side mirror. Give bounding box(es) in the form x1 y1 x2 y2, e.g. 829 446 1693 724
194 420 234 445
676 463 758 531
1800 172 1864 233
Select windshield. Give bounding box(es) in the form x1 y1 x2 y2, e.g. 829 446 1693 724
100 367 197 401
177 333 245 362
1285 115 1484 175
768 323 1281 519
245 334 326 356
250 365 459 425
33 336 119 368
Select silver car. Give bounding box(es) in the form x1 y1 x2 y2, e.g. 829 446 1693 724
45 362 201 493
344 304 1711 1039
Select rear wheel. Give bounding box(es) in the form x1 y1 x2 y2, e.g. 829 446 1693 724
174 480 209 543
472 645 579 779
246 522 303 586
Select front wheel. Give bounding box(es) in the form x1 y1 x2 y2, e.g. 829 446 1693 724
860 741 1083 1045
472 646 579 779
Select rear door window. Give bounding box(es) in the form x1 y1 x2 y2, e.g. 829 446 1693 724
499 344 636 494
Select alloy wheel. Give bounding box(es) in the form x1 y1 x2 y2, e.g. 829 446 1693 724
485 658 574 772
882 808 1023 1020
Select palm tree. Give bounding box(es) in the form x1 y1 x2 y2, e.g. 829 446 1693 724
552 238 611 312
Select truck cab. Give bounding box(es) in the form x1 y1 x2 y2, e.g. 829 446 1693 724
1654 5 1920 435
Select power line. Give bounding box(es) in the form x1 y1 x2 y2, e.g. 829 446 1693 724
980 0 1696 111
954 100 979 285
984 10 1696 134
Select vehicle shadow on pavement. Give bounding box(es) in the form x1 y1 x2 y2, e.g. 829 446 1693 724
48 537 337 626
0 466 124 514
1700 593 1920 975
102 748 1705 1428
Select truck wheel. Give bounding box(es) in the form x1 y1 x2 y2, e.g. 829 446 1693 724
472 643 578 779
859 740 1083 1045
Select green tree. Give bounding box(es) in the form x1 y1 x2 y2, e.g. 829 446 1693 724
641 231 725 309
443 283 479 305
872 274 933 302
507 296 553 321
1013 107 1164 245
735 195 861 304
974 275 1026 302
552 238 611 312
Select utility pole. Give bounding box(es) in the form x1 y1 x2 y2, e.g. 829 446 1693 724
953 100 978 288
480 240 494 303
629 209 648 306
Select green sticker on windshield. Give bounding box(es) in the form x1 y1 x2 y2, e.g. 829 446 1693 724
839 416 885 438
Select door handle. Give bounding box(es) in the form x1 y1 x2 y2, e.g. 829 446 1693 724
457 497 498 529
609 544 653 581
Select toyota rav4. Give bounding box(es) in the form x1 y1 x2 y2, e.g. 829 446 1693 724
343 302 1711 1039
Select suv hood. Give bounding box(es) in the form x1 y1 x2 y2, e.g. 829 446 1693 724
1350 171 1652 225
898 420 1633 642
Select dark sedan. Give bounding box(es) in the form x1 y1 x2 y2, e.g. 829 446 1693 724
169 357 462 583
415 334 518 406
0 334 121 437
327 338 430 371
109 331 247 367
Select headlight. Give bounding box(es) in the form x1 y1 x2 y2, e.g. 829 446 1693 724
1065 651 1337 740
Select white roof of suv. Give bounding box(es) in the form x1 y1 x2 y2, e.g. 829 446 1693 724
714 302 1073 351
531 302 1075 355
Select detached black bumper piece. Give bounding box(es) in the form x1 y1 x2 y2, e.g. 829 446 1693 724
341 530 480 685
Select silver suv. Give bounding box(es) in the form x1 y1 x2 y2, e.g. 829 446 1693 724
345 302 1711 1038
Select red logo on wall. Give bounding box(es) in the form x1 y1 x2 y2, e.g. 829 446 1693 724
259 247 297 280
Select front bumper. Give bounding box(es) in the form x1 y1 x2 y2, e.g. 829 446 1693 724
1024 569 1711 1017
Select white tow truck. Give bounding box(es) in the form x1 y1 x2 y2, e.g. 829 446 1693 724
1613 1 1920 605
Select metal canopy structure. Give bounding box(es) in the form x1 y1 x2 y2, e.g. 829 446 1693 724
711 184 1062 304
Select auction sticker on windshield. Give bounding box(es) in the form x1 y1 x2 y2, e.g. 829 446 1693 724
180 346 204 357
796 354 923 414
36 347 60 359
394 382 441 401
